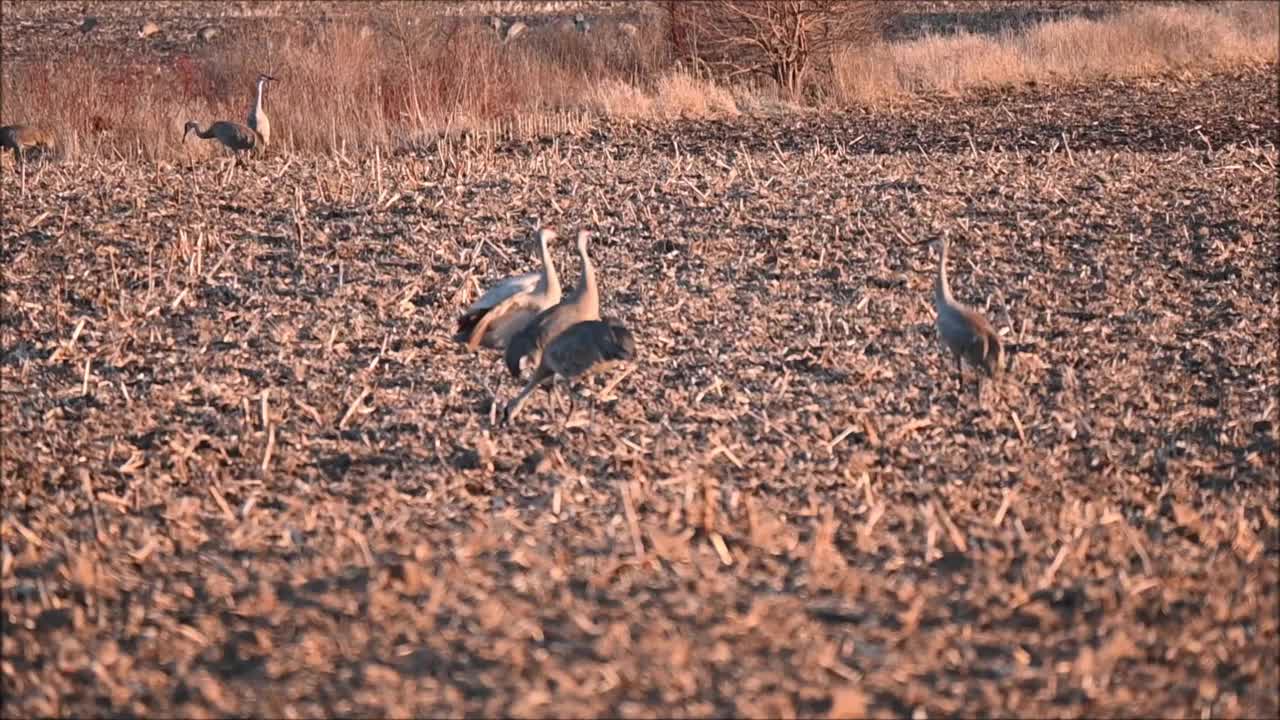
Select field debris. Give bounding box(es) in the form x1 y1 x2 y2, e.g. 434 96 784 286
1 13 1277 720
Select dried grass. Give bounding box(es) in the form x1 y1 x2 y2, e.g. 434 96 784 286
835 1 1280 102
3 2 1276 159
587 79 655 119
0 19 1277 717
653 71 741 119
1 10 671 159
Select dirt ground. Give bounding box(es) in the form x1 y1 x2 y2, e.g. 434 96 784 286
3 2 1279 717
0 0 1118 65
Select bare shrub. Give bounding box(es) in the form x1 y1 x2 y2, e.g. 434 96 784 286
667 0 888 98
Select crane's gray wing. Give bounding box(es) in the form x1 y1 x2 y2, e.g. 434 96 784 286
457 272 540 340
466 272 540 315
466 293 543 350
545 321 635 380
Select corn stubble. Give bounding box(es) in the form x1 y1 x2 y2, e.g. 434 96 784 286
1 63 1277 719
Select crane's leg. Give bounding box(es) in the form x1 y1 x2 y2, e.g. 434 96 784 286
560 377 578 428
502 366 552 426
560 383 593 432
542 378 559 418
951 352 963 397
584 375 605 427
487 376 502 426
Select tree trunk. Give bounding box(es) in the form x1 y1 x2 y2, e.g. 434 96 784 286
776 59 805 100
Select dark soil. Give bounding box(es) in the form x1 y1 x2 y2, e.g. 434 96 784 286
2 11 1277 719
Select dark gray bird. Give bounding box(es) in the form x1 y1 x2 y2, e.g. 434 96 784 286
502 319 635 425
1 124 57 162
505 230 600 378
934 236 1003 399
183 120 263 158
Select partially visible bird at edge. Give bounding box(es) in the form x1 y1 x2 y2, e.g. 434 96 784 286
933 236 1004 400
502 318 636 426
1 124 57 162
504 229 601 378
455 227 563 351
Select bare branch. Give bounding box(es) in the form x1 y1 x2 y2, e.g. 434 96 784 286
668 0 888 98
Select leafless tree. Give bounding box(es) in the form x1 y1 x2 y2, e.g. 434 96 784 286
665 0 888 98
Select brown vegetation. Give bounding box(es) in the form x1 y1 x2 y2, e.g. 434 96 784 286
1 2 1275 160
835 1 1280 102
2 60 1278 716
2 4 1278 715
665 0 888 98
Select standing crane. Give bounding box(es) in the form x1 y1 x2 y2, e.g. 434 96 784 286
183 120 263 161
456 227 563 351
247 73 276 148
1 124 56 162
501 319 636 425
505 229 600 378
933 236 1004 399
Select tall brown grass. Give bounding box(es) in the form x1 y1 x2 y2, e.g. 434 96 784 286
1 2 1274 160
1 13 679 160
834 1 1279 103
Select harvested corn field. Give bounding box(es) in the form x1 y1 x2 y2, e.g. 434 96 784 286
2 40 1279 720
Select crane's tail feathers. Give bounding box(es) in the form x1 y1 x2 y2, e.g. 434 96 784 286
456 309 486 337
504 336 530 378
603 324 636 362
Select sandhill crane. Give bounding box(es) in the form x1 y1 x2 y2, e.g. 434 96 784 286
247 73 276 148
505 229 600 379
502 319 635 425
183 120 263 160
456 227 563 351
934 236 1004 399
1 124 56 162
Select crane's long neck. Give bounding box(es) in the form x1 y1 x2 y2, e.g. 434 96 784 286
540 235 560 297
196 125 217 140
935 241 955 306
577 239 599 317
254 80 266 114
